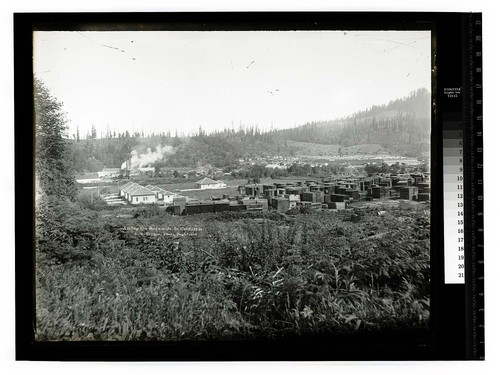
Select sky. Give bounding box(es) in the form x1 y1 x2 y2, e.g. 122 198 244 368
33 30 431 138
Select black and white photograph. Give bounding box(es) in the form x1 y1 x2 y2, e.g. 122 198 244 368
32 25 432 343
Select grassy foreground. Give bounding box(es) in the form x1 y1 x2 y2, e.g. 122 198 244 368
35 197 430 341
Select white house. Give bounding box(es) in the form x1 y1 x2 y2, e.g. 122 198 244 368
120 182 140 200
128 186 156 204
119 182 158 204
126 185 143 201
147 186 174 203
195 177 227 190
120 181 136 197
161 190 175 204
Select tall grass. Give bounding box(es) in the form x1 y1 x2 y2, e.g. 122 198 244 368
35 197 430 340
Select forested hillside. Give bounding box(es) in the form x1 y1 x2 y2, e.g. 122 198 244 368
68 88 431 172
284 89 431 155
281 88 430 146
69 129 294 172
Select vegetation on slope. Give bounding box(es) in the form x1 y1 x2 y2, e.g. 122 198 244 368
280 89 431 147
67 88 431 171
35 200 430 341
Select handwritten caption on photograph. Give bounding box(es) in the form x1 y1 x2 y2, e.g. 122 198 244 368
121 225 203 237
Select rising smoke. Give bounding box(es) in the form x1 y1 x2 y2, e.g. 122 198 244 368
121 145 175 169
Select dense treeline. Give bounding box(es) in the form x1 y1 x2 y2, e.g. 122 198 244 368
364 161 428 176
231 162 348 181
68 88 430 172
69 130 294 172
281 89 431 146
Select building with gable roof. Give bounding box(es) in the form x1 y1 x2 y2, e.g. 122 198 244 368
160 189 175 204
120 181 136 197
128 185 156 204
195 177 227 190
120 182 139 201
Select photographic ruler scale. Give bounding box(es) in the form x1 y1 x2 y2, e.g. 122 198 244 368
469 14 484 359
443 119 465 284
442 13 483 358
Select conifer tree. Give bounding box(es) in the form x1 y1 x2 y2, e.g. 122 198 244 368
34 77 77 200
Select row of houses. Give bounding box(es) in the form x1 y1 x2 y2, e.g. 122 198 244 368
119 182 175 205
115 177 227 207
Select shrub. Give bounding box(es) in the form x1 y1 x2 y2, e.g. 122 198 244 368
35 204 430 340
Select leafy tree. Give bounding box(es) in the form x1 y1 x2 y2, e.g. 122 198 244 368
34 77 77 200
364 162 389 176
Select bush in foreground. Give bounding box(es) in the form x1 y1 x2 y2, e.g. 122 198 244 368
35 204 430 340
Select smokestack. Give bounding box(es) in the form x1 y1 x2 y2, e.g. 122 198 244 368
120 158 132 171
